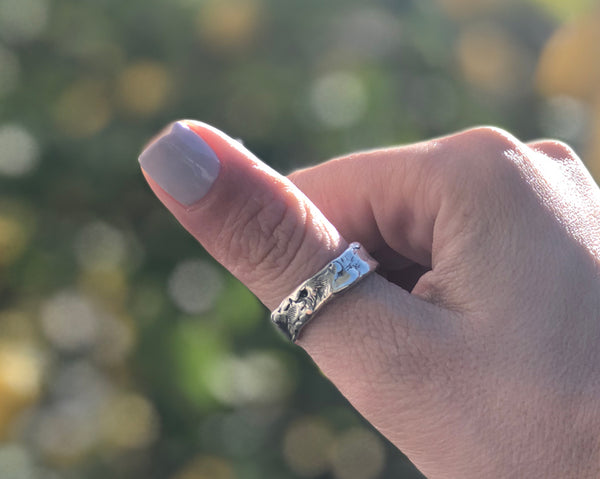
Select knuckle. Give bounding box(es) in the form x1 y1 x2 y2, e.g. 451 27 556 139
532 139 580 162
459 126 520 153
457 127 524 173
218 192 306 280
432 127 543 236
438 126 527 199
460 127 525 176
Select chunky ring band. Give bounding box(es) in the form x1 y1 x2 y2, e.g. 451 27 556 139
271 242 378 341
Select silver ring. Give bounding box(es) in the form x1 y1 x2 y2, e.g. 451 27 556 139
271 242 378 341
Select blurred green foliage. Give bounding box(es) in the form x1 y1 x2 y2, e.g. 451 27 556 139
0 0 598 478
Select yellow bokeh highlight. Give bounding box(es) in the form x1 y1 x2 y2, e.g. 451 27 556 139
95 313 136 365
0 214 28 266
173 455 234 479
0 341 43 438
102 393 159 450
457 24 528 95
535 7 600 180
283 417 334 477
53 79 112 138
330 428 385 479
536 11 600 100
528 0 596 20
196 0 262 50
79 267 128 308
117 61 173 117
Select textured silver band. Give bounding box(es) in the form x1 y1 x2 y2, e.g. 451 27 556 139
271 242 378 341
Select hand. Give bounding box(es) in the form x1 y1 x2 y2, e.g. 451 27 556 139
138 121 600 478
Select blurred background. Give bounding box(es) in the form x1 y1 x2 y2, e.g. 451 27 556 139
0 0 599 477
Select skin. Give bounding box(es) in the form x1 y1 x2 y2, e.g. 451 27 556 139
142 123 600 478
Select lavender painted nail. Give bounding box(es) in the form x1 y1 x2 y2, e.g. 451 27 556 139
138 121 221 206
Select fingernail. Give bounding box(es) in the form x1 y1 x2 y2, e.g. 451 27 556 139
138 121 221 206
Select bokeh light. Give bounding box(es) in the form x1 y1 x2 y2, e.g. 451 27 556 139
456 23 530 96
92 313 135 365
529 0 596 20
34 361 115 463
168 259 223 314
0 341 44 436
75 221 128 273
329 8 402 61
283 416 335 477
52 79 112 138
310 72 368 129
330 428 386 479
0 342 43 401
196 0 263 50
536 11 600 100
173 455 234 479
79 268 130 309
101 392 159 450
0 444 37 479
117 61 173 117
49 360 112 407
33 402 99 463
0 212 29 266
40 291 99 353
539 96 590 145
205 350 293 406
0 0 49 43
0 125 39 177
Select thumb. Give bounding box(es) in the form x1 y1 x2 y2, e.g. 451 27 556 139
138 120 450 432
139 120 345 309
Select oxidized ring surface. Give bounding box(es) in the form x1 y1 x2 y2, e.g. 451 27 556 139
271 242 378 341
